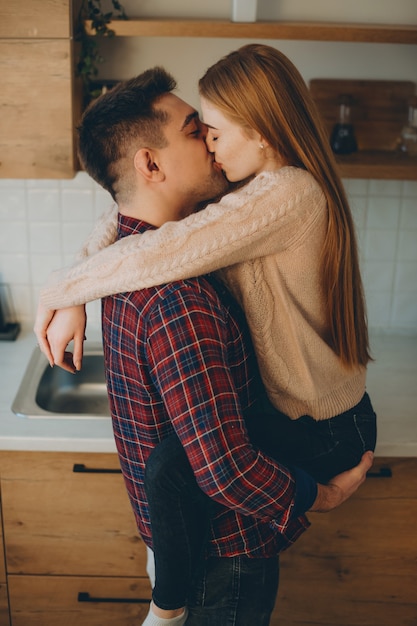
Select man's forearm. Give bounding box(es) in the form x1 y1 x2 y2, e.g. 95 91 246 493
309 482 344 512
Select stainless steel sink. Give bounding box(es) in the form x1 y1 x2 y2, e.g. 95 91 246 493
12 343 110 418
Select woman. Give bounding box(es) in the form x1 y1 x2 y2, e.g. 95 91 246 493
36 45 376 625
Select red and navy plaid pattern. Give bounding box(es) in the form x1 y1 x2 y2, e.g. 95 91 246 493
101 215 308 558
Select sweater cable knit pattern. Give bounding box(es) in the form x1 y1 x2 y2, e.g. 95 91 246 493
41 166 366 421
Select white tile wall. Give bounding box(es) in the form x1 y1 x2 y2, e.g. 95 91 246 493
0 173 416 334
0 173 113 330
344 178 417 333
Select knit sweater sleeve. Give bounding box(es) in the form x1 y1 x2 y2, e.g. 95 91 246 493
75 203 119 261
41 167 323 309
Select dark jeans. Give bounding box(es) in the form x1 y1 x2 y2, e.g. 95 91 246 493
144 392 377 610
246 392 377 484
186 555 279 625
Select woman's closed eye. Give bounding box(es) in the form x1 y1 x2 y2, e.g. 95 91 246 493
207 129 218 142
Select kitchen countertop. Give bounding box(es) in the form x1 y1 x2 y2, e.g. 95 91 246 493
0 326 416 456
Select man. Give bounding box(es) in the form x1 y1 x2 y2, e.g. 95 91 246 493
37 68 372 626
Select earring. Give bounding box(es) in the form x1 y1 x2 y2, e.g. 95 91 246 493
259 143 264 149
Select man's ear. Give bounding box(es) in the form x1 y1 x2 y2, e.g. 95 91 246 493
134 148 165 181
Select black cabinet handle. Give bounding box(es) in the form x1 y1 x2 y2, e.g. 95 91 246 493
78 592 149 604
367 467 392 478
73 463 122 474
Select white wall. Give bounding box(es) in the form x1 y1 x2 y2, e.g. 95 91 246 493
98 38 417 112
114 0 417 23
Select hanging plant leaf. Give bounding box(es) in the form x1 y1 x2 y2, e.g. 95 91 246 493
75 0 128 107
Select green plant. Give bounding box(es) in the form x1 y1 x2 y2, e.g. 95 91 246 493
75 0 128 106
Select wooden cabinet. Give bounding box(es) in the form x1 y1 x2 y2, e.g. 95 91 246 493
0 504 10 626
0 453 416 624
0 0 82 179
272 457 417 626
0 451 151 626
8 577 151 626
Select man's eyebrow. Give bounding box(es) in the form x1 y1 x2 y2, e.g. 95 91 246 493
180 111 199 131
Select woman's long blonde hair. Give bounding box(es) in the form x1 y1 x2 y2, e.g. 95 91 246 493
199 44 371 368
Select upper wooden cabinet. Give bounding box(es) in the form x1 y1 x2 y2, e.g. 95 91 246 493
0 0 82 179
0 0 76 38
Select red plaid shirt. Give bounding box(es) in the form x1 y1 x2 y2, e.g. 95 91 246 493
101 215 309 558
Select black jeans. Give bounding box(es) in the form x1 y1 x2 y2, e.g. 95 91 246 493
144 435 214 610
144 392 377 611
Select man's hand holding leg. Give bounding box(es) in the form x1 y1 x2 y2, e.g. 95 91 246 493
310 451 374 513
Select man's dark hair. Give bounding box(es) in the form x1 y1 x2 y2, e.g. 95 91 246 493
77 67 177 201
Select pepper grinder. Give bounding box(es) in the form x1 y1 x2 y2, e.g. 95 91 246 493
330 94 358 155
399 97 417 157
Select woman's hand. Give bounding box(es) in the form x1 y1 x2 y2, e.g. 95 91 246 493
34 303 87 373
33 302 56 366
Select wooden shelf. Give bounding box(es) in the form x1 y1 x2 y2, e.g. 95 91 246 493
336 151 417 180
85 19 417 44
310 80 417 179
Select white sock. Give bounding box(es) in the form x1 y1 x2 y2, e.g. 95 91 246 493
141 603 188 626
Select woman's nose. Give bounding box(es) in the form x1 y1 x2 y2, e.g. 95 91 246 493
205 134 214 153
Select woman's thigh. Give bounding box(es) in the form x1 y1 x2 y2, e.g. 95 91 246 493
246 393 377 483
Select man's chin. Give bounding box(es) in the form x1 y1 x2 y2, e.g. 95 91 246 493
195 181 230 212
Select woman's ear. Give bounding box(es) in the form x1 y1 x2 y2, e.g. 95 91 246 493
134 148 165 181
258 134 270 149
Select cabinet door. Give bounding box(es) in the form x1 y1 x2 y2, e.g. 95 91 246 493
0 38 80 179
8 575 151 626
0 451 147 577
0 0 82 179
272 457 417 626
0 0 72 38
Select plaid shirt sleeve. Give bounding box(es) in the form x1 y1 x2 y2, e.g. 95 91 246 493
144 281 299 533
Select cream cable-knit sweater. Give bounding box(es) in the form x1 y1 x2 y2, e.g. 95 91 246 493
41 167 366 420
